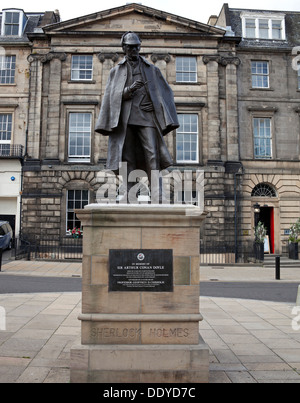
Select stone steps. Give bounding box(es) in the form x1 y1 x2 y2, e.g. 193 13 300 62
263 255 300 268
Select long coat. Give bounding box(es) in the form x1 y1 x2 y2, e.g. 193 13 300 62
95 56 179 172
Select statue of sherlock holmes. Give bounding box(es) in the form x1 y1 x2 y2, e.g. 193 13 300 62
95 31 179 202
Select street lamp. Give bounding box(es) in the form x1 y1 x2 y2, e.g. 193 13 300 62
253 203 261 228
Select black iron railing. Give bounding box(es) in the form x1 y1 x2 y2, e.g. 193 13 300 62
0 144 24 158
200 241 255 264
15 236 255 264
15 236 83 261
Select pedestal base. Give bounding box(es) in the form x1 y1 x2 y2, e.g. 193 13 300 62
70 204 209 383
70 337 209 383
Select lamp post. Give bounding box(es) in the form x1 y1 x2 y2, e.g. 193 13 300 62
253 203 261 228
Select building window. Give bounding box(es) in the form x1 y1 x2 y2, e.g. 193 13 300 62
258 19 269 39
71 55 93 81
0 113 12 143
176 114 198 163
245 18 256 38
176 190 199 206
242 14 285 40
0 55 16 84
251 61 269 88
0 113 12 156
3 11 20 35
253 117 272 159
272 20 283 40
176 57 197 83
66 190 89 232
251 183 277 197
68 112 91 162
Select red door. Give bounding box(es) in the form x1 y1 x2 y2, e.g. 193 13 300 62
270 207 274 254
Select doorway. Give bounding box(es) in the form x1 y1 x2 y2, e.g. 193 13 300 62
258 207 274 254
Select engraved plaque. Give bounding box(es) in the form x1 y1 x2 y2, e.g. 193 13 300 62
109 249 173 292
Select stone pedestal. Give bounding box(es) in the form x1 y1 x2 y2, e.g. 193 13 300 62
70 204 209 383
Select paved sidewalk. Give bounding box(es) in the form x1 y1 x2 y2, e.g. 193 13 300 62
1 259 82 277
0 259 299 383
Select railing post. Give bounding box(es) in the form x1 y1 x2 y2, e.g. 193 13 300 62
275 256 280 280
0 248 3 271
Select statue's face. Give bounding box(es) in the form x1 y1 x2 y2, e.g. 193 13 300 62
123 44 140 61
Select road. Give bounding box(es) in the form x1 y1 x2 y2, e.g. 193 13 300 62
0 274 82 293
0 274 298 303
200 281 299 303
0 249 298 302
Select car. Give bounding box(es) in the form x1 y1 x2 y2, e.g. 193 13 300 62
0 221 13 250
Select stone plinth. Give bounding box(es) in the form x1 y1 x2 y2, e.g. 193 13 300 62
70 204 209 383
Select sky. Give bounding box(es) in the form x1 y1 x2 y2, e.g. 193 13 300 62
1 0 300 24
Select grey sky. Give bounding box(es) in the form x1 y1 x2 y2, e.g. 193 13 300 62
1 0 300 25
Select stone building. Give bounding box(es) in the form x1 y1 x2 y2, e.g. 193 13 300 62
16 3 300 260
21 3 243 257
213 4 300 256
0 8 60 238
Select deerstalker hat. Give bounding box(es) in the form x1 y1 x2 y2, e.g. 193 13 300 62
121 31 141 46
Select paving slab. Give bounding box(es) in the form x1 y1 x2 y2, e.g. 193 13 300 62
0 259 299 383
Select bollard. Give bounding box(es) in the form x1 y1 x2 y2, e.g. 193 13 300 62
0 248 2 272
296 285 300 306
275 256 280 280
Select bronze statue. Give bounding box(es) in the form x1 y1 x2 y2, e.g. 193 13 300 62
95 31 179 201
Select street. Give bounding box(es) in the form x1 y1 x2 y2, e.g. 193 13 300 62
200 281 299 303
0 250 298 302
0 274 297 302
0 273 82 293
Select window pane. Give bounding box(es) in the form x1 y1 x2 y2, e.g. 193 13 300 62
68 112 91 161
0 55 16 84
71 55 93 81
0 114 12 142
251 61 269 88
4 12 20 36
272 20 282 39
67 190 89 231
176 114 198 163
259 19 269 39
253 118 272 159
176 57 197 83
245 18 256 38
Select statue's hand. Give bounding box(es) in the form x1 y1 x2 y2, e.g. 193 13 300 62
129 80 145 93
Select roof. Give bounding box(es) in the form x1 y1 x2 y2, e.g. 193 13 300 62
0 9 60 44
216 5 300 49
41 3 225 37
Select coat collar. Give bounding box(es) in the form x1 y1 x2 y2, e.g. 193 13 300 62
118 56 151 66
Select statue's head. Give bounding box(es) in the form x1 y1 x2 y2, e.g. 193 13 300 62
121 31 141 61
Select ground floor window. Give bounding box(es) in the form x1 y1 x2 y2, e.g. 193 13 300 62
66 189 89 232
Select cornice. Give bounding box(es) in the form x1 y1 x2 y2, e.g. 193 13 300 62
202 55 240 66
27 52 67 63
